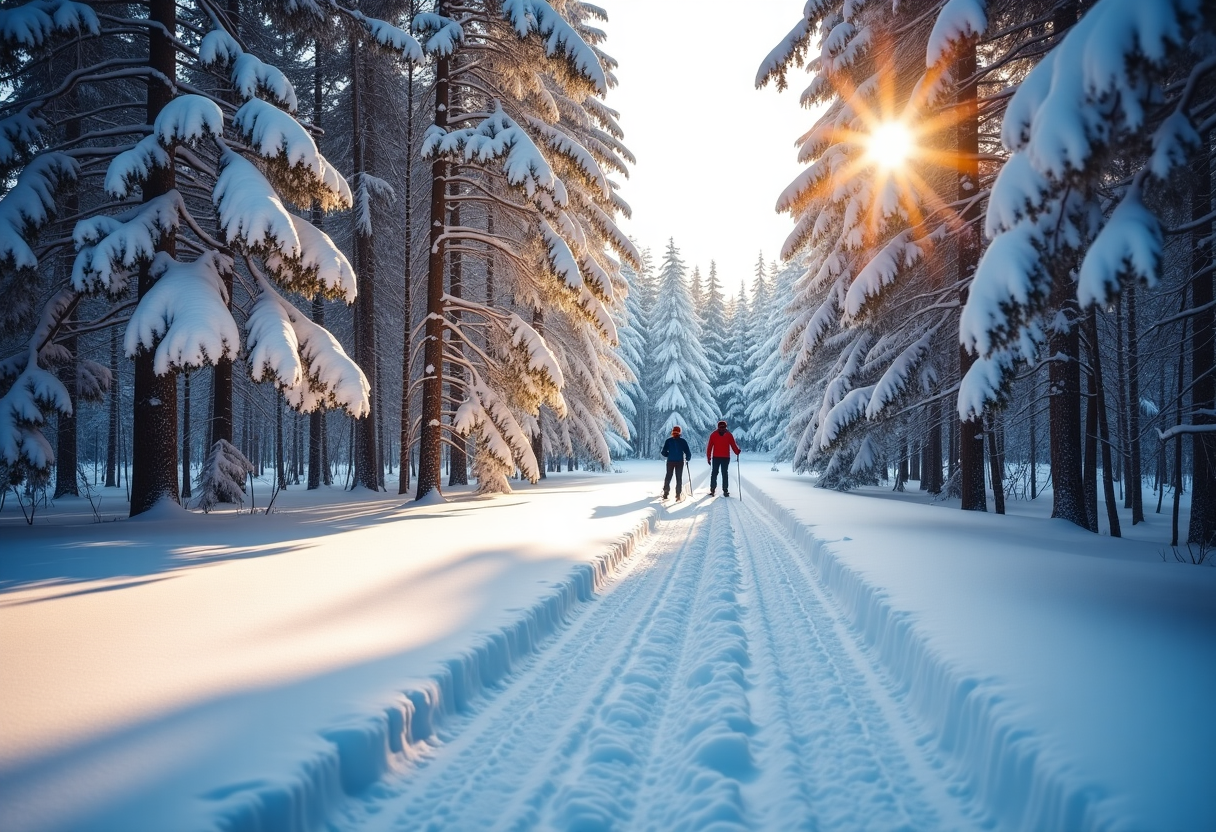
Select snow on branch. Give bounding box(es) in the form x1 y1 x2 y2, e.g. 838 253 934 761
413 12 463 57
502 0 607 95
123 252 239 374
959 223 1045 357
0 152 77 273
1077 181 1161 308
234 97 352 211
105 136 171 198
246 281 370 416
0 0 98 66
73 192 184 295
816 385 874 451
359 15 424 62
926 0 987 67
265 213 356 302
958 349 1017 420
867 331 933 418
526 116 609 197
199 28 299 111
1 108 46 174
0 288 76 483
426 105 568 207
843 230 922 322
213 148 300 258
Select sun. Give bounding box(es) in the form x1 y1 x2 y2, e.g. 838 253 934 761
867 121 914 170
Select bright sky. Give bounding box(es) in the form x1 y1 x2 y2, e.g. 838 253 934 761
603 0 813 296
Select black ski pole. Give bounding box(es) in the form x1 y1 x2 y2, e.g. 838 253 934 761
737 453 741 500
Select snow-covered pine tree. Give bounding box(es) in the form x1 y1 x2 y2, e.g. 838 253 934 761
955 0 1214 535
744 259 800 458
699 261 729 420
718 278 751 443
650 239 717 443
415 0 638 498
613 256 650 456
0 0 415 513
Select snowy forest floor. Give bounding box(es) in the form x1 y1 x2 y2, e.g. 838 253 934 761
1 466 1213 832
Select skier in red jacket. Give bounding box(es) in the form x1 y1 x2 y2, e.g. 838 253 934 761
706 420 741 497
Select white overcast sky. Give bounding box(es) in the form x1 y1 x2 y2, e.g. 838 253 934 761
601 0 813 296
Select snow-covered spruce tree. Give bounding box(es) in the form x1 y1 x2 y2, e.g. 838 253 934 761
650 239 717 443
744 259 800 458
699 260 729 421
718 278 751 444
0 0 422 514
612 256 650 456
760 0 965 492
415 0 638 498
956 0 1214 535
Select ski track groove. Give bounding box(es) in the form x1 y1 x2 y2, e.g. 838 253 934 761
336 491 981 832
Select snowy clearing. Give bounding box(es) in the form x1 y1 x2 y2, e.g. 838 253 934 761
1 467 1213 832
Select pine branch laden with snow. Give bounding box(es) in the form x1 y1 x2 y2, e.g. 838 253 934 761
0 152 77 275
234 97 352 212
199 29 299 112
245 283 370 417
123 252 240 374
0 0 99 73
72 193 184 296
0 289 76 484
413 12 464 57
193 439 254 512
958 0 1211 416
502 0 607 95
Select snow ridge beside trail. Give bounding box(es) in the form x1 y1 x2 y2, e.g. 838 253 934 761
337 495 984 832
744 486 1114 832
208 509 658 832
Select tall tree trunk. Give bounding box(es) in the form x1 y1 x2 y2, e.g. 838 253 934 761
181 370 192 498
923 404 943 494
1029 370 1039 499
417 16 450 501
1115 293 1130 506
987 413 1005 514
1087 310 1120 536
956 37 986 510
1188 130 1215 546
398 23 417 495
1083 325 1099 532
308 46 325 491
276 397 286 490
351 41 379 491
1172 322 1187 547
54 100 81 500
447 186 468 486
910 440 920 482
1127 284 1144 522
531 310 546 479
209 0 239 455
130 0 179 517
105 327 119 487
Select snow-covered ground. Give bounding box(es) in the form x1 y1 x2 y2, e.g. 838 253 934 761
2 465 1213 831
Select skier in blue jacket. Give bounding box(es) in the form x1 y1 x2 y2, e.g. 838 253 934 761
660 425 692 500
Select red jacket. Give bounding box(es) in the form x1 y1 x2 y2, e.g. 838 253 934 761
706 429 740 461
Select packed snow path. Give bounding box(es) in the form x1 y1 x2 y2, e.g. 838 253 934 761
334 494 980 832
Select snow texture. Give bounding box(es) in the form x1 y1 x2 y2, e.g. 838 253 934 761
123 252 239 374
72 193 183 295
234 97 352 209
413 12 464 57
0 0 98 50
360 15 424 63
1076 182 1161 308
925 0 987 66
0 152 76 271
502 0 607 94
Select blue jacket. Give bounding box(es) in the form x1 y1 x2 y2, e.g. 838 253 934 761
661 435 691 462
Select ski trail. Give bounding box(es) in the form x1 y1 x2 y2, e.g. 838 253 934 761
336 493 981 832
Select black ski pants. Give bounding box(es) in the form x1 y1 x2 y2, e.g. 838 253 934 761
710 457 731 493
663 460 685 496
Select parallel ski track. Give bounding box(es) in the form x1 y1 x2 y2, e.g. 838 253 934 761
334 493 980 832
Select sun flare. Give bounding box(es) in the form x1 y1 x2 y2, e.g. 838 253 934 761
867 121 914 170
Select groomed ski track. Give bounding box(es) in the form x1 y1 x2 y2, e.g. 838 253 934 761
330 490 983 832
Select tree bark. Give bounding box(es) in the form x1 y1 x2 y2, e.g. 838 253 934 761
129 0 179 517
955 37 986 510
1087 310 1120 536
399 27 417 495
54 321 79 499
1083 324 1099 531
308 48 325 491
1127 284 1144 522
351 39 379 491
181 370 192 498
1115 293 1130 506
987 413 1005 514
416 17 450 501
1188 130 1214 546
447 185 468 486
